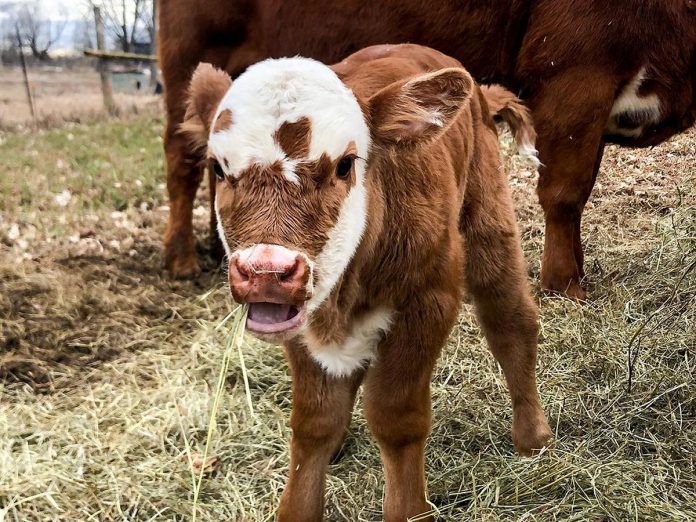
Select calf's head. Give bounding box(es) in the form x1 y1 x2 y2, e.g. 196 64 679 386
183 59 472 340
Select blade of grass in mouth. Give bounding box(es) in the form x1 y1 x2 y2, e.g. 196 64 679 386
191 304 248 522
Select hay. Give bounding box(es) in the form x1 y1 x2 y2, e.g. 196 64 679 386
0 117 694 520
190 304 247 522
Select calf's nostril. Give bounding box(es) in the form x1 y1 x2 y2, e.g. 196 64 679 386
233 260 250 282
280 260 299 281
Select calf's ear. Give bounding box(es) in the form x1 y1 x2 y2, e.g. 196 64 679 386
367 67 473 146
179 63 232 150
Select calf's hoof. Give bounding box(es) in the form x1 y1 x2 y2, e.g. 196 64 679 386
512 408 553 457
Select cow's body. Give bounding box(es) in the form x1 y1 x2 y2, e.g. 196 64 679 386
159 0 696 299
182 44 552 521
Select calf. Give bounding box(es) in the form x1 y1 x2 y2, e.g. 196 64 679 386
182 44 552 521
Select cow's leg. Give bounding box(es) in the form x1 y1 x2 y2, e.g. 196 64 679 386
277 342 364 521
461 144 552 455
204 44 267 267
163 122 204 278
527 74 615 299
363 293 458 522
573 142 605 278
160 31 264 276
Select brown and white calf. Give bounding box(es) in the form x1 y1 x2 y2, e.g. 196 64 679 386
182 44 552 521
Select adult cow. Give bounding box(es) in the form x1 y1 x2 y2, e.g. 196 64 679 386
159 0 696 299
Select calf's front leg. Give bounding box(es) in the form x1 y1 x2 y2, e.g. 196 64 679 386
363 291 459 522
278 341 363 521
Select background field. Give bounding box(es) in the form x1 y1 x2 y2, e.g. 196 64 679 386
0 66 159 129
0 113 694 521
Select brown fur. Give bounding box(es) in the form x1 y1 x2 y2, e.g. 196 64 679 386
182 44 552 521
481 84 537 155
213 153 350 269
179 63 231 153
274 117 312 159
212 108 233 133
159 0 696 298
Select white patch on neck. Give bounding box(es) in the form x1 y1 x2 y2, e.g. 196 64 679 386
304 308 393 377
605 66 661 138
207 57 370 181
305 167 368 312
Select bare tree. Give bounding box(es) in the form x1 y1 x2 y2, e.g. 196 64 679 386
73 14 94 51
13 1 67 61
100 0 147 52
0 3 20 64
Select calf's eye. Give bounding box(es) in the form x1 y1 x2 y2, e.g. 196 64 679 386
336 156 354 179
211 160 225 181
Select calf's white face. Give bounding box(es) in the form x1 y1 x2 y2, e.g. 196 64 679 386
184 58 370 340
182 58 474 345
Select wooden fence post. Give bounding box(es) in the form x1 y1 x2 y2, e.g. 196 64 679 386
15 25 36 123
93 5 117 115
149 0 159 90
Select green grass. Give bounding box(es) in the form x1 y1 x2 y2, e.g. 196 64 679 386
0 117 694 521
0 117 165 215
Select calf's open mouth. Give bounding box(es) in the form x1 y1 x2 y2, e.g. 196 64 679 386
246 302 305 334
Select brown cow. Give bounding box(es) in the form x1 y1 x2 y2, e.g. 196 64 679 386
159 0 696 299
181 44 552 521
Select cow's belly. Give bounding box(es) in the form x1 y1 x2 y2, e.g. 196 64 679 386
604 67 662 142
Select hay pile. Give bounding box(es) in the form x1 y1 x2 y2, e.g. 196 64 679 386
1 118 694 520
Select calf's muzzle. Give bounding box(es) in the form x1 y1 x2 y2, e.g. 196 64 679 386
228 244 312 335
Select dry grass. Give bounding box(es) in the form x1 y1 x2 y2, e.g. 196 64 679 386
0 66 160 130
0 116 694 521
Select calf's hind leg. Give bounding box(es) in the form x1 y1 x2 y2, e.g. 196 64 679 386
461 155 552 455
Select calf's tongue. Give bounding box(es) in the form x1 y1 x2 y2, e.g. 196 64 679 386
248 303 294 325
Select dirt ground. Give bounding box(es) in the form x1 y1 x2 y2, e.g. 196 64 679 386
0 66 160 129
0 114 694 520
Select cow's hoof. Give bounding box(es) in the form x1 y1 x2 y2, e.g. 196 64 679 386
512 408 553 457
541 279 587 301
562 281 587 301
167 255 201 279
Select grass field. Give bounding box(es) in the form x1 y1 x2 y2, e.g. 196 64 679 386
0 115 694 521
0 66 159 129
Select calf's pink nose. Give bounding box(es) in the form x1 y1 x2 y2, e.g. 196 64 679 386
228 245 310 305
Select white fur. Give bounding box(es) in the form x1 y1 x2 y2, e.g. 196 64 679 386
214 198 231 258
426 110 444 127
305 177 367 313
605 66 661 138
208 57 370 179
517 139 541 168
304 308 393 377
